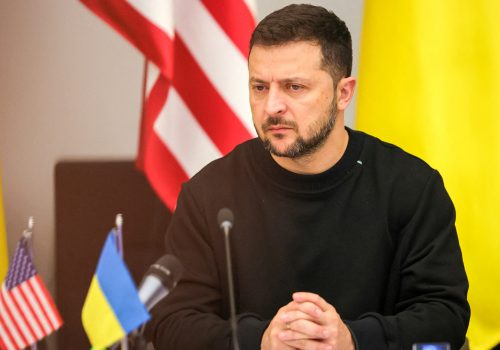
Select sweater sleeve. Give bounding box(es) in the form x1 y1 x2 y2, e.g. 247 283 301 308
346 170 470 349
149 185 268 349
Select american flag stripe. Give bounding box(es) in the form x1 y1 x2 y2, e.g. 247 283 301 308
83 0 174 78
80 0 256 210
11 287 43 339
143 73 168 132
202 0 256 56
138 76 194 204
0 287 27 348
30 276 63 331
144 63 160 97
1 240 63 349
0 301 20 349
154 87 221 176
175 0 253 132
89 0 173 76
126 0 174 37
242 0 257 16
1 286 33 346
20 282 51 334
15 286 44 336
173 37 252 154
143 130 189 206
0 319 16 350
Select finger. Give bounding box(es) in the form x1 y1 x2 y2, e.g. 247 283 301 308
292 292 336 313
282 319 331 340
281 302 322 322
282 337 333 350
281 310 311 324
263 321 298 350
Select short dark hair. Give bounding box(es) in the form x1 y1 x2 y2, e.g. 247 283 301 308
250 4 352 83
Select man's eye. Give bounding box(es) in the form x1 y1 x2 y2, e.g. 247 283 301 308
253 85 266 91
289 84 303 91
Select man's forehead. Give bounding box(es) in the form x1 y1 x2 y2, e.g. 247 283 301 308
249 41 322 57
248 42 324 80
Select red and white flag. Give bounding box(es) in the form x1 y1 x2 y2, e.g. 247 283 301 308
0 238 63 350
81 0 257 210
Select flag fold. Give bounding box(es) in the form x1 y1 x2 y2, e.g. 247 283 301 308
80 0 257 209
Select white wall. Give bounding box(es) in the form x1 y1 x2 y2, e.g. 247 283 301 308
0 0 363 297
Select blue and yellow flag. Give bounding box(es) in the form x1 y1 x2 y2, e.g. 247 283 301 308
356 1 500 349
82 231 149 349
0 176 8 281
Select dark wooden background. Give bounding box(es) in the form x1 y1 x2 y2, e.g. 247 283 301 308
54 161 170 349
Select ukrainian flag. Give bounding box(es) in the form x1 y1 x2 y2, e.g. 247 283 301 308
82 231 149 349
356 1 500 348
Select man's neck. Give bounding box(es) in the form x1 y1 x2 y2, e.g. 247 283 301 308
270 123 349 175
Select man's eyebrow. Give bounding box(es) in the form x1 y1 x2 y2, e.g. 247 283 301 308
249 77 310 83
249 77 266 83
281 77 310 84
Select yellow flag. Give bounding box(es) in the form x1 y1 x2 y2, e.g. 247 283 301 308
356 1 500 349
0 177 8 281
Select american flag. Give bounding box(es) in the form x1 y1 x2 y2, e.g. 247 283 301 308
80 0 257 210
0 238 63 350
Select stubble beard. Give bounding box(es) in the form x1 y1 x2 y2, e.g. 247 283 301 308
260 101 337 159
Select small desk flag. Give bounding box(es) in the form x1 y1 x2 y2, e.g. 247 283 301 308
82 231 149 349
0 237 63 350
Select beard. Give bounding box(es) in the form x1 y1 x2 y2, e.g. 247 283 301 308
260 100 337 159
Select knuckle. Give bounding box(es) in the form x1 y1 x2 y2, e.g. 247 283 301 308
270 327 281 338
331 326 339 338
300 301 315 313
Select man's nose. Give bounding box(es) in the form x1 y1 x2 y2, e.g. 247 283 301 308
264 87 286 116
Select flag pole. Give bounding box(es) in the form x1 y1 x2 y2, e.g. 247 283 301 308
24 216 38 350
23 216 34 253
114 214 124 258
114 214 129 350
136 59 149 169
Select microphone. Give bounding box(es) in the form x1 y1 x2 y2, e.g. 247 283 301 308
218 208 234 232
138 254 183 311
217 208 239 350
111 255 183 350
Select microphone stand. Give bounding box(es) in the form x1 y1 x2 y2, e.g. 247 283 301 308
128 328 148 350
222 221 240 350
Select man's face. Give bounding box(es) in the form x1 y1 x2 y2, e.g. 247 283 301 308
248 41 337 159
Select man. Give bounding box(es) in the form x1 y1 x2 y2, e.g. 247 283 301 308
149 4 469 349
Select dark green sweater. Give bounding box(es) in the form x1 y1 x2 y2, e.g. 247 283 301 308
151 128 469 349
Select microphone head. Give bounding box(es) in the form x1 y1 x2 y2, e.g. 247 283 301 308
217 208 234 228
146 254 183 291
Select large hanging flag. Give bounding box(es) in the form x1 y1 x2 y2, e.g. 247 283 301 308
356 1 500 349
80 0 257 210
0 237 63 350
82 231 149 349
0 177 7 281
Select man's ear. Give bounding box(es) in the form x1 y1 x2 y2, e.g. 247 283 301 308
336 77 356 111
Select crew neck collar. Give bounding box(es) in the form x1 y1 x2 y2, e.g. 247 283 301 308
251 127 364 193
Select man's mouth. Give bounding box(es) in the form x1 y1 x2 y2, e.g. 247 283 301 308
266 125 293 132
263 117 297 133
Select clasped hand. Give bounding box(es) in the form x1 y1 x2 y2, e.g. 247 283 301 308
261 292 355 350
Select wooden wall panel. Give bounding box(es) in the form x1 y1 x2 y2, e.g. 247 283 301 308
55 161 170 349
